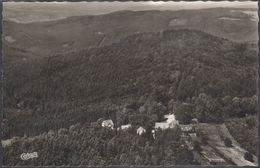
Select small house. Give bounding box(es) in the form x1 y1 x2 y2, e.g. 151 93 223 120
117 124 132 131
102 119 114 129
137 126 146 135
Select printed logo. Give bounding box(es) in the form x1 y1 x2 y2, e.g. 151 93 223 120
20 152 38 160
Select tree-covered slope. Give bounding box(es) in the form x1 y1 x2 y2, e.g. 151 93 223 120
4 29 258 137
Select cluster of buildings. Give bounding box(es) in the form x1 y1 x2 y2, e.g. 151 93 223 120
100 113 180 139
101 119 147 135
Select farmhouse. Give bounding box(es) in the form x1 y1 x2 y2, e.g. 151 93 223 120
101 119 114 129
155 122 170 130
154 114 179 130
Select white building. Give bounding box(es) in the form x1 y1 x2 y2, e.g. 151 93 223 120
155 122 170 130
154 114 179 130
2 139 13 148
1 137 19 148
102 119 114 129
137 126 146 135
117 124 132 131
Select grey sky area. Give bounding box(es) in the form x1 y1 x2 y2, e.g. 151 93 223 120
3 1 258 23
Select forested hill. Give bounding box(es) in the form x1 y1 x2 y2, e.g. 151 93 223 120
4 29 258 137
3 8 258 58
9 29 256 101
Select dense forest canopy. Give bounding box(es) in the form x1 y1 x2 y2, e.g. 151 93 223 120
3 29 258 137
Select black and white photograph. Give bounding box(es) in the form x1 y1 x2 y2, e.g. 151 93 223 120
2 1 259 166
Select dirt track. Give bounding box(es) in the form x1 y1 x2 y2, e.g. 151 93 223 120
197 123 258 166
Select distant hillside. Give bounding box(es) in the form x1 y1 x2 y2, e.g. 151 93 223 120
4 29 257 137
3 8 258 58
